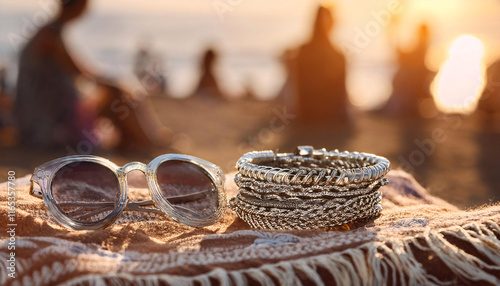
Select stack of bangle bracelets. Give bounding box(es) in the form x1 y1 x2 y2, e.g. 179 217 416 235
229 146 390 230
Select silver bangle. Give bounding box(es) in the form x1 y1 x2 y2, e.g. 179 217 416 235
230 146 390 230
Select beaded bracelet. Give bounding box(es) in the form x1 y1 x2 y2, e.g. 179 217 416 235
229 146 390 230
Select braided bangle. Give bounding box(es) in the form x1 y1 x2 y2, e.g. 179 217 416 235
229 146 390 230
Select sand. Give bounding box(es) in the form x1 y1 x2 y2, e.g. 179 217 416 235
1 96 499 208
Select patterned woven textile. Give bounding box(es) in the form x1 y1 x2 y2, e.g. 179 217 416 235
1 170 499 285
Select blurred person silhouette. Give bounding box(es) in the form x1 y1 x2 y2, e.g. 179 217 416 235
14 0 170 151
381 24 436 118
0 66 6 94
133 44 167 97
476 59 500 126
475 60 500 199
274 49 297 109
0 65 13 129
192 47 226 100
0 65 17 146
291 5 350 125
278 5 352 153
381 24 437 177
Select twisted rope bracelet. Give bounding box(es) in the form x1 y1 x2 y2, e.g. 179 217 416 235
230 146 390 230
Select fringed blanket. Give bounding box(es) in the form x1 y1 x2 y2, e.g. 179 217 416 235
1 170 499 285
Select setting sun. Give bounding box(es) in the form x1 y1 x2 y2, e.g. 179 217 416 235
432 35 486 114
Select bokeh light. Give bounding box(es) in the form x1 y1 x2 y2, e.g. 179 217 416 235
432 35 486 114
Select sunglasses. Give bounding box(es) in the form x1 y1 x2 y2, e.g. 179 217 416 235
29 154 226 230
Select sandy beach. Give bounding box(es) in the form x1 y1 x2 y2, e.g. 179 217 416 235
1 96 499 209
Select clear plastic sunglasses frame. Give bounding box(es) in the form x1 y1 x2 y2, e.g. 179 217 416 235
29 154 227 230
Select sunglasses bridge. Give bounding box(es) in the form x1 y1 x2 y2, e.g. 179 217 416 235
121 161 148 175
119 161 160 213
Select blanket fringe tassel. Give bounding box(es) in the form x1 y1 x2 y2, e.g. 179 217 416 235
63 220 500 286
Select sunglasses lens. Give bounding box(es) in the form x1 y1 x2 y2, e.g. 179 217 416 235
51 162 120 223
156 160 218 219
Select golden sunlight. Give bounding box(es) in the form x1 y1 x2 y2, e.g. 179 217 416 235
432 35 486 114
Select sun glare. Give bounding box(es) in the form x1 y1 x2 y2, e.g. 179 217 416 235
432 35 486 114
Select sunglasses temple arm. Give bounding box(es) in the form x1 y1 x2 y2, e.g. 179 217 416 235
50 190 213 213
29 178 44 199
53 200 196 216
125 189 212 213
125 200 201 217
125 200 162 213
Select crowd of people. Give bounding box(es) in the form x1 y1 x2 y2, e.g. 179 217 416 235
1 0 500 152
